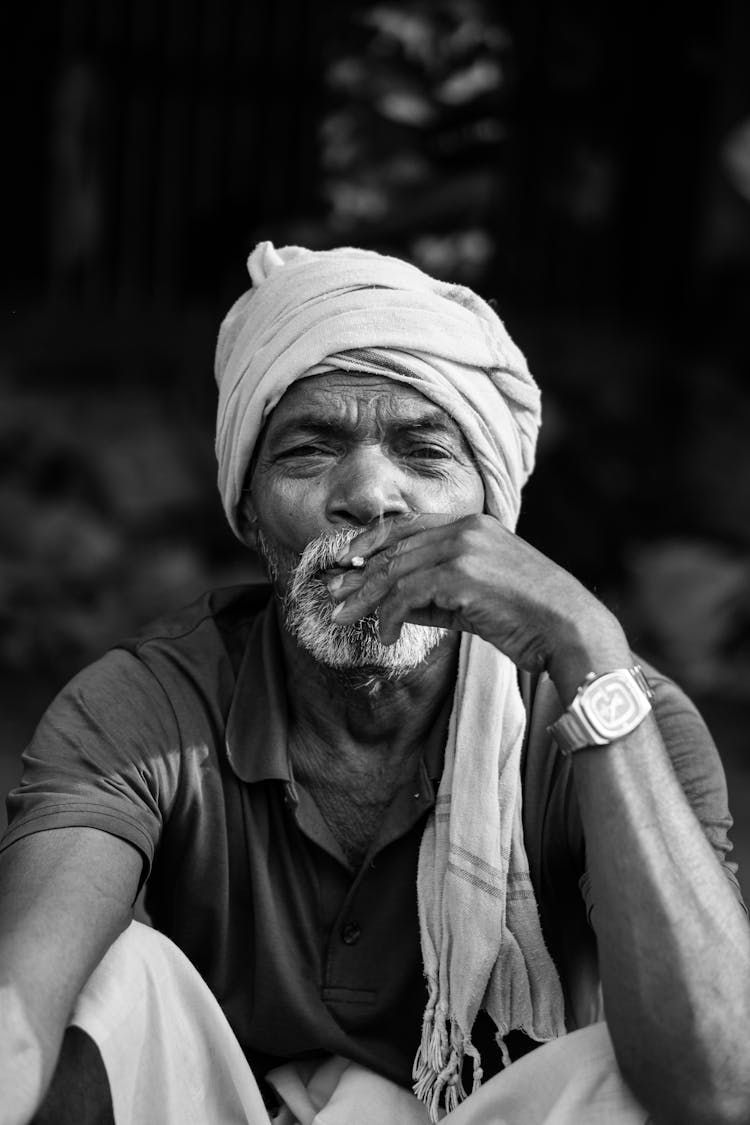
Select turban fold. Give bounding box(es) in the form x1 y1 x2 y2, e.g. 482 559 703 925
215 241 541 537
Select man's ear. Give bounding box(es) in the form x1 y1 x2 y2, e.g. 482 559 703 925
237 493 259 551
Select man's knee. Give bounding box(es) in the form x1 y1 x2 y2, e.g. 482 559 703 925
31 1026 114 1125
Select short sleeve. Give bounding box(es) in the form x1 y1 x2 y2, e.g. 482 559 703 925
1 648 182 883
578 663 747 918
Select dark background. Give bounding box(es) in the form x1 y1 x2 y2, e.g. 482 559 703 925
2 0 750 897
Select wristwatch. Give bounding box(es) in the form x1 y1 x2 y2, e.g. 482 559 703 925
548 665 654 756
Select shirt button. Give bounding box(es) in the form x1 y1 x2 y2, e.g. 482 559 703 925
341 921 361 945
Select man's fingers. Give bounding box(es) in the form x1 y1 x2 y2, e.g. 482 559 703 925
379 604 459 645
334 512 456 565
332 565 467 642
329 533 455 617
376 572 468 644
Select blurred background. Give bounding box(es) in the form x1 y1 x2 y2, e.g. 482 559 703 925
1 0 749 897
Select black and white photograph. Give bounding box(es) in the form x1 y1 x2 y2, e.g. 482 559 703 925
1 3 750 1123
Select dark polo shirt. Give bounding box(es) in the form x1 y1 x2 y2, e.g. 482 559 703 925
2 585 745 1094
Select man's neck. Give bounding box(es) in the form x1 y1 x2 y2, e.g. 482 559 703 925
275 608 458 867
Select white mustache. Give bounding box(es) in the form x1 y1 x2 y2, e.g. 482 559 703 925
292 527 361 589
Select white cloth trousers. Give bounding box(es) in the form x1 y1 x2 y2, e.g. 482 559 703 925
70 922 649 1125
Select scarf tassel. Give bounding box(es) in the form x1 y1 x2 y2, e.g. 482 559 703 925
413 1005 482 1123
495 1027 512 1071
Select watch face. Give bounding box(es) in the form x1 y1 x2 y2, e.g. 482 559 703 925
581 672 649 738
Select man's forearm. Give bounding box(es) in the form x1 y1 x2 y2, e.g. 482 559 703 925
571 708 750 1125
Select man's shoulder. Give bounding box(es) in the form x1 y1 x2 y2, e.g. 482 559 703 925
119 583 272 668
98 583 275 721
32 584 274 742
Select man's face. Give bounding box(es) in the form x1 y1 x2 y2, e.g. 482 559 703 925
243 372 485 673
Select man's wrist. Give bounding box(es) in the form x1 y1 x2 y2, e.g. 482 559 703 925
546 611 632 706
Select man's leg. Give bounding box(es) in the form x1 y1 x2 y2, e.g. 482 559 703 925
31 1027 114 1125
50 921 271 1125
443 1023 649 1124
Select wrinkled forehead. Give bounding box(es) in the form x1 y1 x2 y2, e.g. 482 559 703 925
262 370 464 437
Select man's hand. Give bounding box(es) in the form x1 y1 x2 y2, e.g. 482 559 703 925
328 513 629 699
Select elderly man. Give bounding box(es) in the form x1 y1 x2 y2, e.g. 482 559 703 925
1 242 748 1125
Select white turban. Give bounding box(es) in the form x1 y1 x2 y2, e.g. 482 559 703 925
214 241 541 537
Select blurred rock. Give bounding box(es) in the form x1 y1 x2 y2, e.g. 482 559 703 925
623 538 750 699
680 365 750 547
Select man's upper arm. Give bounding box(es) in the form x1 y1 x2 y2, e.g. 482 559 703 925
523 661 748 914
639 659 747 903
1 647 182 884
0 827 141 1124
574 658 748 916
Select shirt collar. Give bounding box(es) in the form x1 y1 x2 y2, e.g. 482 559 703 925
225 598 292 783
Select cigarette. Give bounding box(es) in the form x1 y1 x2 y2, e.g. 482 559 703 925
349 556 366 569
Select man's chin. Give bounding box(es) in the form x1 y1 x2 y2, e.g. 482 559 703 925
316 650 427 679
289 611 447 679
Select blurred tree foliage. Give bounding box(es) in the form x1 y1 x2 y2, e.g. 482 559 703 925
317 0 510 283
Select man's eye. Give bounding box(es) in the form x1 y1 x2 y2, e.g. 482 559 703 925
280 445 333 458
404 446 451 460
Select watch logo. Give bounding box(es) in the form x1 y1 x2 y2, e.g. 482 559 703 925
588 682 639 733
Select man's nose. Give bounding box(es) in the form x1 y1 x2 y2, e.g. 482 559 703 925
325 446 411 527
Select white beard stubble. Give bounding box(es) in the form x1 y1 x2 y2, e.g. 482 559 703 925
258 527 447 677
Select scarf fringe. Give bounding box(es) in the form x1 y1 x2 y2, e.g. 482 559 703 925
495 1027 512 1070
413 999 483 1123
414 1005 562 1121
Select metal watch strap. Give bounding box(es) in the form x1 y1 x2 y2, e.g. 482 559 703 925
549 665 654 756
551 682 610 751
